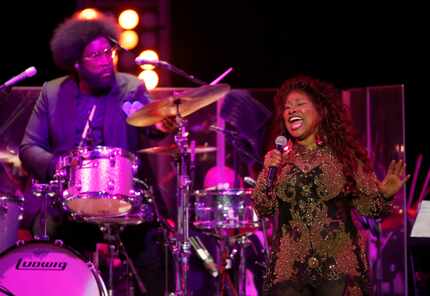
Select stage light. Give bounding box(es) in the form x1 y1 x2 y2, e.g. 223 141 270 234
137 50 159 70
119 30 139 50
78 8 99 20
138 69 159 90
118 9 139 30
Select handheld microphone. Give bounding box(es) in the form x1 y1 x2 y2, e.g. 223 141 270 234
189 236 219 278
0 67 37 91
267 136 288 187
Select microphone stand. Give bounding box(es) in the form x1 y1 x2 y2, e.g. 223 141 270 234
210 126 262 166
157 63 207 86
211 126 263 188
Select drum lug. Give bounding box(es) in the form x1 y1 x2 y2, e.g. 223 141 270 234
129 189 141 198
109 154 116 167
107 178 115 192
132 163 139 174
16 240 25 247
54 239 64 247
63 190 70 198
0 200 8 216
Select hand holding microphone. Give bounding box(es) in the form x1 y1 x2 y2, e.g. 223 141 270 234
265 136 288 187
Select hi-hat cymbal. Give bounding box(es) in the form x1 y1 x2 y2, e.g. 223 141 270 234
138 144 216 156
127 84 230 127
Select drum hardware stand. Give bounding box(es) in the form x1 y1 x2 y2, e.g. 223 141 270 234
214 235 238 296
31 180 60 241
170 98 193 296
209 231 253 296
259 217 271 269
149 186 174 296
98 223 147 296
236 234 251 296
134 179 173 296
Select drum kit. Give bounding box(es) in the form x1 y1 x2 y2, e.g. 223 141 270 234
0 83 267 296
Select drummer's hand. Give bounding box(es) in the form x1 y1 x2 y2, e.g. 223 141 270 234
263 149 283 169
1 154 28 177
155 116 177 133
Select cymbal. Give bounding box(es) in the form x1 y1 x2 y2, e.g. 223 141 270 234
138 144 216 156
127 84 230 127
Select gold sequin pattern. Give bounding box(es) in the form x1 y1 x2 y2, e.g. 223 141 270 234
252 168 278 217
252 143 391 293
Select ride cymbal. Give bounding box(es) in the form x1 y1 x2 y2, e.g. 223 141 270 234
127 84 230 127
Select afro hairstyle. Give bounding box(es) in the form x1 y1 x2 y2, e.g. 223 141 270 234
50 13 120 71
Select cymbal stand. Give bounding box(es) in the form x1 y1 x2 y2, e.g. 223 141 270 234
98 223 147 296
135 179 173 296
172 99 192 296
237 235 250 296
31 180 59 241
216 232 251 296
216 235 238 296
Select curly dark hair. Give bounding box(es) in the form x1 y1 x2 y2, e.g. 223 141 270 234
50 13 120 71
272 75 372 194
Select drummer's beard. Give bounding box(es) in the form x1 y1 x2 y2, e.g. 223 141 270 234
79 66 116 96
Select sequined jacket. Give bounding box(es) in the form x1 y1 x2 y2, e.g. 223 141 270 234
253 144 391 295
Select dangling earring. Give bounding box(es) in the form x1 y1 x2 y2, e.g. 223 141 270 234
316 133 324 146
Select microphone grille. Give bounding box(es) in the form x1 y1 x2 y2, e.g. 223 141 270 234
25 66 37 77
275 135 288 147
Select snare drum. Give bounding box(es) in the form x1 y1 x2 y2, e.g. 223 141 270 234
193 188 259 230
56 146 141 218
0 194 24 253
0 240 107 296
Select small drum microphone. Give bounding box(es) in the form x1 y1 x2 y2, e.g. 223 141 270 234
189 236 219 278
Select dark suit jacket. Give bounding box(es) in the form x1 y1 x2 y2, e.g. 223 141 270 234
19 72 151 181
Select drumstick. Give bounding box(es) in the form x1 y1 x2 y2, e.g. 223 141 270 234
209 67 233 85
79 104 97 147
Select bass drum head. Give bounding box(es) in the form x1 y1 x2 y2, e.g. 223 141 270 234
0 241 106 296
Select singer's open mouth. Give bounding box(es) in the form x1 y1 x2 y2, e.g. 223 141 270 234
288 116 304 130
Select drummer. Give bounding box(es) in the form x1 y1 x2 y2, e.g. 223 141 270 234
19 11 175 296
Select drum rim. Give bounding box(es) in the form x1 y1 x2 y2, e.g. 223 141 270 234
0 240 90 262
193 188 253 196
60 145 139 163
0 194 24 204
0 239 108 296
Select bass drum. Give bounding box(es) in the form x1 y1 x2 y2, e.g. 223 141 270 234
0 240 107 296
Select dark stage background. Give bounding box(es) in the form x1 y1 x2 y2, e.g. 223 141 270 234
1 1 428 169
